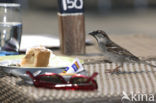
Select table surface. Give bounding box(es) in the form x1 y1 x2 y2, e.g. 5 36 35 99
0 35 156 103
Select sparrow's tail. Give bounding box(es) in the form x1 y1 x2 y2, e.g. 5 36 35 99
140 60 156 68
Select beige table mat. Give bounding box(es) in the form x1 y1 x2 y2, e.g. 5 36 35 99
0 59 156 103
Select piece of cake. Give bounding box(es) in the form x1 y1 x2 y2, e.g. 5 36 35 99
21 47 51 67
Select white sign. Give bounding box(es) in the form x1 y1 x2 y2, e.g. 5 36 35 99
58 0 84 14
63 0 83 11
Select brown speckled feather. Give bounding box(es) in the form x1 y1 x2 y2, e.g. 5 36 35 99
105 42 133 56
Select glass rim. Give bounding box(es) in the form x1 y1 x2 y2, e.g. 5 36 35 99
0 3 20 7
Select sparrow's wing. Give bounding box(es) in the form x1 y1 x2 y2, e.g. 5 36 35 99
105 42 136 57
106 42 140 62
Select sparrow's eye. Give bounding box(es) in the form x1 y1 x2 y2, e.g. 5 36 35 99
95 31 99 34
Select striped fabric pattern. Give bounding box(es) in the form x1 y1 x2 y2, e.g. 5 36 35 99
0 60 156 103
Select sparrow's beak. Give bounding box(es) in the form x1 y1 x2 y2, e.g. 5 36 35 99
89 32 96 37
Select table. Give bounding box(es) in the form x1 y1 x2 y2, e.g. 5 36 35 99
0 35 156 103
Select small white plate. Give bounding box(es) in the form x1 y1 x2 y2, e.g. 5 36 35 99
0 55 86 84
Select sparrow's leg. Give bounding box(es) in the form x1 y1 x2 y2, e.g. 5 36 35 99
105 64 123 73
84 59 112 65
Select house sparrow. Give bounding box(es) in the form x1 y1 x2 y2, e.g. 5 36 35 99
89 30 156 73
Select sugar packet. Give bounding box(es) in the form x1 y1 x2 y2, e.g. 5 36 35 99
62 58 84 73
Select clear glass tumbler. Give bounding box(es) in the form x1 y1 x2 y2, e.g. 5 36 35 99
0 3 22 56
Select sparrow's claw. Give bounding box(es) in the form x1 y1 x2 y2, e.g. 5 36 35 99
105 66 121 73
105 69 120 73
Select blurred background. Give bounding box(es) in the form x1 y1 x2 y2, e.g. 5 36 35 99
1 0 156 36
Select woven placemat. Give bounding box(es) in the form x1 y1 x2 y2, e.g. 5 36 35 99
0 58 156 103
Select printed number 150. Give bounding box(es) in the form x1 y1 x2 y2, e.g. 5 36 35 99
62 0 83 11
